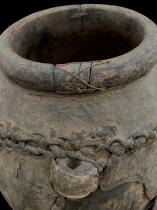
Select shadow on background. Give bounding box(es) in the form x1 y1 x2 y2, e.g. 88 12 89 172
0 192 12 209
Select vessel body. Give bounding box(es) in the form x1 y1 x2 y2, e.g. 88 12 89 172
0 4 157 210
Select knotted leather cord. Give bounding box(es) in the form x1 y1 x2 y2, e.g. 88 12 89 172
55 61 107 93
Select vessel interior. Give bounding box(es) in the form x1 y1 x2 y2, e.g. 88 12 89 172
11 8 144 64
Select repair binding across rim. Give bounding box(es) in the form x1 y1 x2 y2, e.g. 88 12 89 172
0 4 157 93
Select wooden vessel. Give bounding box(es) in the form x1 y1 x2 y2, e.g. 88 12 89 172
0 4 157 210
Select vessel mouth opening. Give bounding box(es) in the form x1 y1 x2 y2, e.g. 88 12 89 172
11 7 145 65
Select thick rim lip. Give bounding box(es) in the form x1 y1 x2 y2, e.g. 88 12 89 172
0 4 157 93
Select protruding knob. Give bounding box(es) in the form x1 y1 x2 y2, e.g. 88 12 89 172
51 158 98 199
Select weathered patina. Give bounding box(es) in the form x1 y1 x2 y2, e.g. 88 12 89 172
0 4 157 210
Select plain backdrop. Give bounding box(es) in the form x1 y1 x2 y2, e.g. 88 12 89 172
0 0 156 209
1 0 157 34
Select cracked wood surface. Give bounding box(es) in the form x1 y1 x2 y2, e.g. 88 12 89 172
1 5 157 93
0 4 157 210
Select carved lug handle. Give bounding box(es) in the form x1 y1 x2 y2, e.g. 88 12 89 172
51 158 99 199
